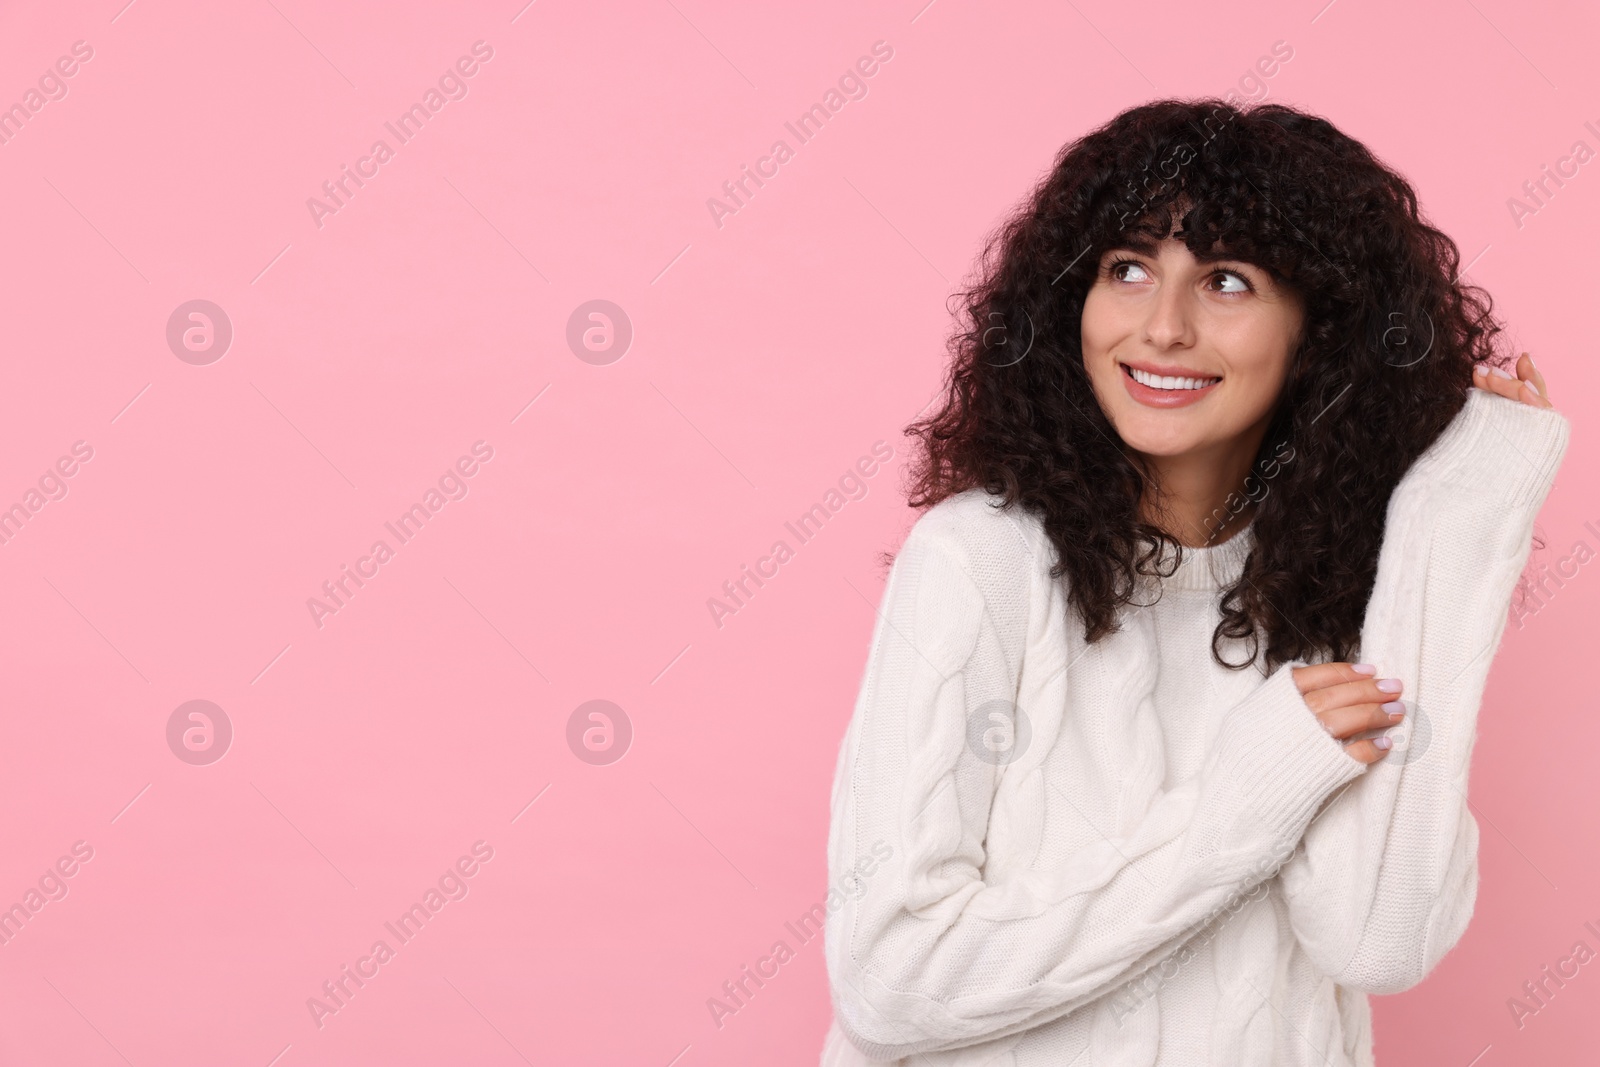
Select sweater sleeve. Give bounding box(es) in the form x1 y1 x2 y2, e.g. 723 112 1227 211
823 504 1370 1061
1275 387 1571 994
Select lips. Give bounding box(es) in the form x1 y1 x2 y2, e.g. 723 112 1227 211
1117 361 1221 408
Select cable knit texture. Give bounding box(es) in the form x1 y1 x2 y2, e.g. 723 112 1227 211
822 388 1570 1066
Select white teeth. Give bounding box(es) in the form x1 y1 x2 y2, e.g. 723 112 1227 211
1126 365 1220 391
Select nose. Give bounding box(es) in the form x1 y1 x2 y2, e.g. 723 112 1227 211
1141 278 1196 350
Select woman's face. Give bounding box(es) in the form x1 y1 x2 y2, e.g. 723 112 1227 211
1081 234 1305 463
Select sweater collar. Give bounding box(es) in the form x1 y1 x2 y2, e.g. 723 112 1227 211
1143 519 1257 593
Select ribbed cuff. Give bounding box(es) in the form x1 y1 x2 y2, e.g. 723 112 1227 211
1208 663 1368 853
1405 388 1571 508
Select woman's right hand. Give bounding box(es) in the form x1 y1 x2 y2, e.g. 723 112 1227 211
1290 662 1406 765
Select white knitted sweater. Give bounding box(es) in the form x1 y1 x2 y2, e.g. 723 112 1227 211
822 388 1570 1066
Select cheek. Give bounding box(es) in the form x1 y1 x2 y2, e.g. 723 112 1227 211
1216 331 1295 419
1218 313 1297 378
1078 292 1120 361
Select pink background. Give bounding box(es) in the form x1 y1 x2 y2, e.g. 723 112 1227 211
0 0 1595 1063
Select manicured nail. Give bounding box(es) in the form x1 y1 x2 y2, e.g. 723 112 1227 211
1527 354 1538 371
1524 380 1542 397
1473 364 1488 377
1383 700 1405 718
1352 663 1377 674
1373 735 1393 751
1377 678 1402 693
1491 366 1515 380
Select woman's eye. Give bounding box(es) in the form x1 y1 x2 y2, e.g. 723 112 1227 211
1109 259 1148 283
1210 270 1252 294
1104 258 1255 293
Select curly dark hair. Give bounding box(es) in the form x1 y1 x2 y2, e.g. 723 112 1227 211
898 96 1527 674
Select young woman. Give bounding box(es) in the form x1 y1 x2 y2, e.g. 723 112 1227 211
821 99 1569 1066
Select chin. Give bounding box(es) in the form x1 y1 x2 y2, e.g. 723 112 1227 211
1123 434 1205 459
1108 412 1205 454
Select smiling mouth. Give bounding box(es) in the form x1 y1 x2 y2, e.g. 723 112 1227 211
1121 363 1222 391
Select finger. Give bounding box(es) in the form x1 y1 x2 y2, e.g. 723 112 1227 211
1301 674 1402 716
1516 351 1554 408
1525 352 1549 400
1291 661 1377 696
1471 363 1502 394
1314 698 1404 742
1341 735 1394 766
1473 362 1528 402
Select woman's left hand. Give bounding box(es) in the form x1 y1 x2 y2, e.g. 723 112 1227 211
1473 351 1553 410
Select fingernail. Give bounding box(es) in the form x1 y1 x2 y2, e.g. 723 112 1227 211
1377 678 1403 693
1383 700 1405 718
1524 380 1542 397
1491 366 1515 380
1352 663 1377 674
1374 735 1393 751
1528 354 1538 371
1473 364 1488 377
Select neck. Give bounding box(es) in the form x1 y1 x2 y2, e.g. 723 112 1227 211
1136 429 1268 548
